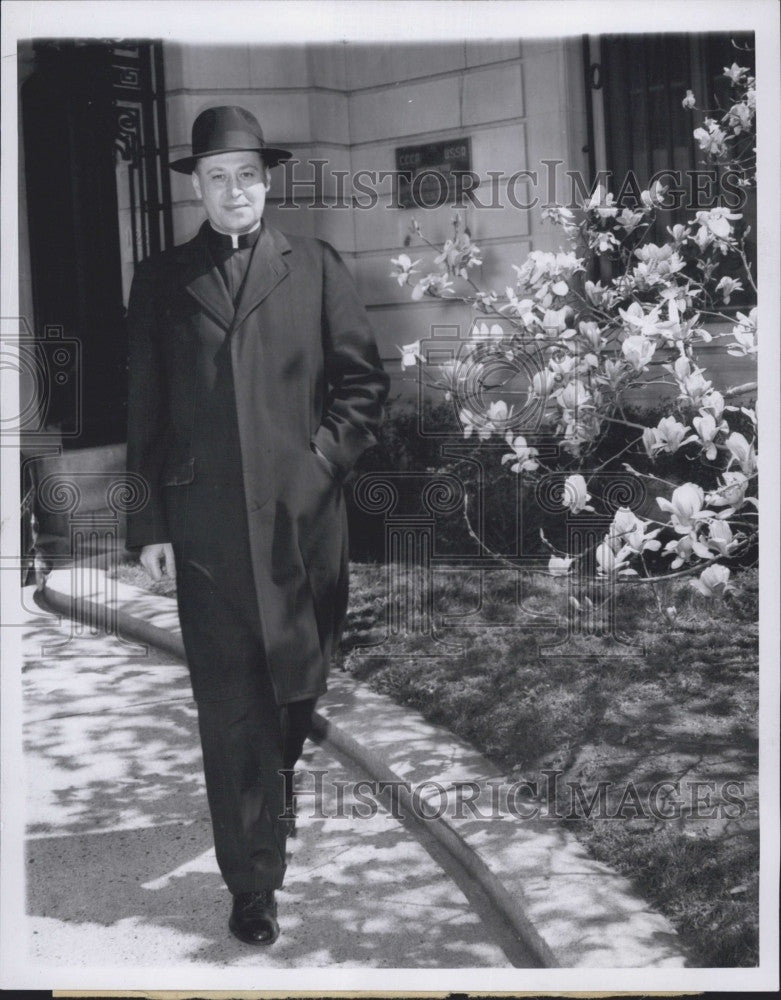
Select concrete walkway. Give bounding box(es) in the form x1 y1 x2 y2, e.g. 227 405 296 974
19 563 692 971
22 598 529 969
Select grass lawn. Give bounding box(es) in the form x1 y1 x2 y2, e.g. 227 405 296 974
111 557 759 967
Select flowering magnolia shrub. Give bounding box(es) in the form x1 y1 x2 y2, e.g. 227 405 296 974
684 59 756 188
390 61 757 608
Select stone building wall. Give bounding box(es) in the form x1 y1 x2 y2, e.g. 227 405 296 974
159 39 589 392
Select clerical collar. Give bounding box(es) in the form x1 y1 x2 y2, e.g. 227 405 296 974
206 222 261 251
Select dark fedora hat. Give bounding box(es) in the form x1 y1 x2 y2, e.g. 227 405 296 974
169 105 292 174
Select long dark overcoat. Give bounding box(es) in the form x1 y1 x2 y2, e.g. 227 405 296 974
125 221 389 703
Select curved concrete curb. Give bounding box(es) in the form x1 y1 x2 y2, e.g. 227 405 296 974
309 711 557 967
37 581 186 661
37 566 691 969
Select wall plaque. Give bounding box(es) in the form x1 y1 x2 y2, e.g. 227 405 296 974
395 137 472 208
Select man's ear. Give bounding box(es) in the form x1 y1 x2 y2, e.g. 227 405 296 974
191 170 202 200
263 167 272 190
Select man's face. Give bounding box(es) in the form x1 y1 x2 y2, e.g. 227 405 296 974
192 150 270 234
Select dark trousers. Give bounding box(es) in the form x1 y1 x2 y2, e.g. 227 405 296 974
177 558 315 893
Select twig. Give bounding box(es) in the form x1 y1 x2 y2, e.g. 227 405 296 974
723 382 757 399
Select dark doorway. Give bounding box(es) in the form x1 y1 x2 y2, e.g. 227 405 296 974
599 31 754 214
589 31 756 307
20 39 172 448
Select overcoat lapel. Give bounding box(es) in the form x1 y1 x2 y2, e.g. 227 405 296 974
182 228 234 332
231 223 291 331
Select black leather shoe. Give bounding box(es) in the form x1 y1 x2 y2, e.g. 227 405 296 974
229 890 280 945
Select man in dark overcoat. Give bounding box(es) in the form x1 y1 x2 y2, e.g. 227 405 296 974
125 106 389 945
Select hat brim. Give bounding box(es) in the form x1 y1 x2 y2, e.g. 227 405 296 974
169 146 293 173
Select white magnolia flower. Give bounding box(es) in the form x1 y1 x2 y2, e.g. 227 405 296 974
488 400 511 423
473 289 499 312
584 184 619 218
399 341 423 369
411 273 454 301
657 483 709 533
693 207 742 244
634 242 685 271
693 412 727 461
716 276 744 304
547 555 573 576
512 250 584 289
739 405 758 426
699 390 726 421
548 353 577 378
459 408 492 441
390 253 421 286
690 564 731 599
435 232 482 277
734 308 757 335
590 229 620 254
501 288 536 322
555 379 591 411
606 507 661 556
644 416 698 457
682 90 696 109
461 399 514 441
608 507 639 551
693 124 728 158
679 368 713 408
725 432 757 476
562 474 594 514
620 522 662 556
541 204 576 227
727 308 758 356
577 321 604 352
531 369 556 398
539 307 572 337
583 280 617 308
616 207 646 232
596 539 636 577
619 301 666 339
596 358 625 392
706 471 756 512
501 434 540 473
723 62 750 83
667 223 691 245
621 334 656 372
727 328 758 357
663 533 696 569
640 180 669 209
706 519 741 558
668 353 692 382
